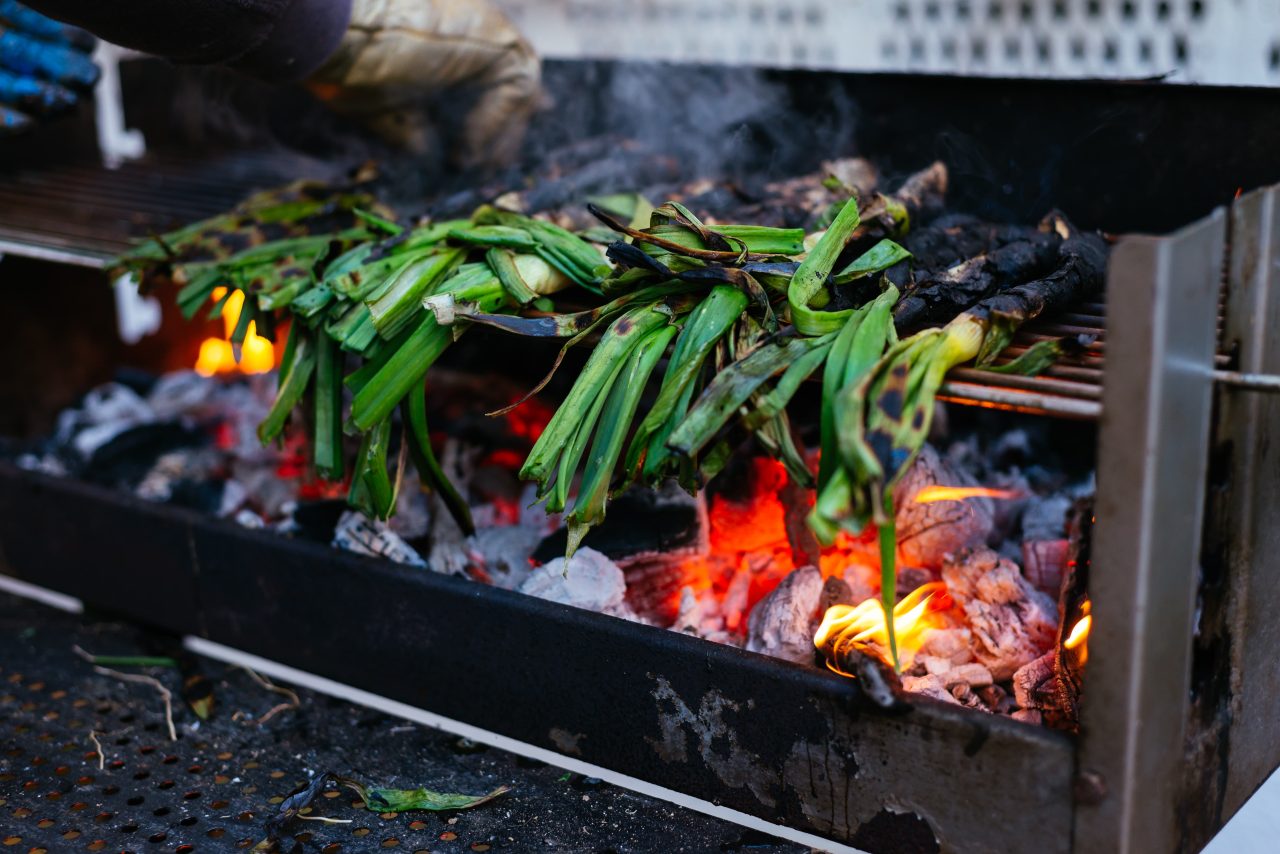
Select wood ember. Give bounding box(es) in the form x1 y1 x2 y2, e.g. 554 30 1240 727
841 562 878 604
745 566 823 664
941 547 1057 681
900 674 961 705
1013 500 1093 730
621 558 695 625
893 445 996 569
1022 539 1070 596
895 567 936 601
819 575 855 613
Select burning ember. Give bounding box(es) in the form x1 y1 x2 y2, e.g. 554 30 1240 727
814 582 950 673
194 288 275 377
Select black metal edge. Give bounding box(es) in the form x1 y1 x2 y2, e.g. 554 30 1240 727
0 462 1076 851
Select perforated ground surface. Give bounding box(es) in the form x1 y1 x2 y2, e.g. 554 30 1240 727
0 593 799 853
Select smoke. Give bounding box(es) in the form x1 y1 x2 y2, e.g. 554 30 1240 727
139 59 866 214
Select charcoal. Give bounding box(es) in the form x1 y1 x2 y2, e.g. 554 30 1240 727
893 445 996 569
520 547 634 618
291 499 350 543
745 566 823 664
941 547 1057 681
533 482 707 564
57 382 154 456
81 422 205 488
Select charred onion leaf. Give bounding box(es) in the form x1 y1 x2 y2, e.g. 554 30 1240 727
338 777 511 813
262 773 508 846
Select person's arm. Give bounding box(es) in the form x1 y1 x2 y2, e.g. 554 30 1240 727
16 0 541 166
22 0 353 81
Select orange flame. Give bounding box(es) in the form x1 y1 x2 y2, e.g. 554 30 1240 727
814 582 949 672
912 485 1021 504
194 288 275 377
1064 601 1092 664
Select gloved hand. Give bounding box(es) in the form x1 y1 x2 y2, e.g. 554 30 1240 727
0 0 97 134
308 0 541 168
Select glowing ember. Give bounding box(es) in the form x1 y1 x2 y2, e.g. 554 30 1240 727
194 288 275 377
912 485 1021 504
814 582 950 672
1064 601 1092 664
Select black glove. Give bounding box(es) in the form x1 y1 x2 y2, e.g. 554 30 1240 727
0 0 98 134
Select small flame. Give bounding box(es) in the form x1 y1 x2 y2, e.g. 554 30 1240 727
912 485 1021 504
194 288 275 377
814 582 949 672
1064 601 1092 664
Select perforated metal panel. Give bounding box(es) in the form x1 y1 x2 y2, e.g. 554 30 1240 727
495 0 1280 86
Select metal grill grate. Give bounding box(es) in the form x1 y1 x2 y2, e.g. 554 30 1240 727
939 302 1108 420
0 151 339 267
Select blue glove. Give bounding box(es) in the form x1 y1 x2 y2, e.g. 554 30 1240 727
0 1 97 134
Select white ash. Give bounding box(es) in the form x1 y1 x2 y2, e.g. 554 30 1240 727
1012 651 1058 711
745 566 823 664
916 627 975 666
1021 493 1073 541
941 547 1057 681
217 478 250 518
893 445 995 569
673 586 731 642
900 674 961 705
468 525 541 590
234 508 266 529
520 548 635 619
333 510 426 567
57 382 156 458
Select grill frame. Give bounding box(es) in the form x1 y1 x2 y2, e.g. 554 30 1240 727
3 65 1280 852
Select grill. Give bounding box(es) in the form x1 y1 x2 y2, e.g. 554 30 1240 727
0 151 339 268
4 61 1280 854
